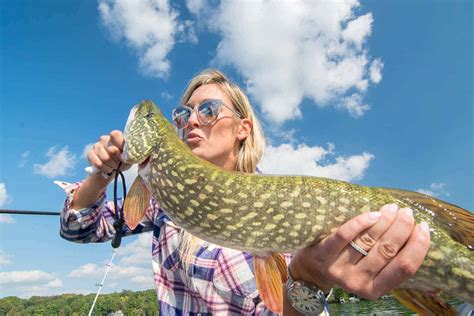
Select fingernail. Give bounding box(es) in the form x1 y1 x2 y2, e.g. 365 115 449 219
404 208 413 217
368 211 382 219
420 221 430 233
387 203 398 213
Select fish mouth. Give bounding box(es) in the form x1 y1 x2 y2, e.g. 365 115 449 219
138 156 150 169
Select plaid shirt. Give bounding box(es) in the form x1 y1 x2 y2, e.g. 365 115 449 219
58 181 292 315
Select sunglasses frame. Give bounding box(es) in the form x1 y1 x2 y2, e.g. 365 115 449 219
172 99 243 129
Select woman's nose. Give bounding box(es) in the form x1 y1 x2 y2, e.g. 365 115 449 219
187 109 200 128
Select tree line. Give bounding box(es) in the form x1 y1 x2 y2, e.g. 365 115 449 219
0 289 159 315
0 287 369 314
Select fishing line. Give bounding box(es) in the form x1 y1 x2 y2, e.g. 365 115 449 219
88 248 117 316
88 163 127 315
112 162 127 249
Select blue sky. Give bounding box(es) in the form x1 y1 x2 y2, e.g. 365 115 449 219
0 0 472 298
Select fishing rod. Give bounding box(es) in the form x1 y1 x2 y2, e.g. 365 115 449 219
0 209 60 216
2 165 128 314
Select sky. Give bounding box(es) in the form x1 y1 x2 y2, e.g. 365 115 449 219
0 0 472 299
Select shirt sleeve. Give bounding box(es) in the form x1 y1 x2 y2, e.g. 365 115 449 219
57 180 157 243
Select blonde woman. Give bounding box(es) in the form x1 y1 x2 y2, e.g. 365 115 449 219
60 69 430 315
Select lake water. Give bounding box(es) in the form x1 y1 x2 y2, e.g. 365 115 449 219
328 296 466 315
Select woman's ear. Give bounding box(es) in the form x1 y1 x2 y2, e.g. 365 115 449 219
237 118 253 141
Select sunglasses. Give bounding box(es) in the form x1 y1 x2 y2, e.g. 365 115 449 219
172 99 243 129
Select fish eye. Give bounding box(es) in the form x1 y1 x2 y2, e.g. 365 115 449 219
145 111 154 119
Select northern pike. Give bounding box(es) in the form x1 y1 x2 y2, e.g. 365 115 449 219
120 100 473 314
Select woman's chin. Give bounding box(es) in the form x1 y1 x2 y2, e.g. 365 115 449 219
190 146 208 160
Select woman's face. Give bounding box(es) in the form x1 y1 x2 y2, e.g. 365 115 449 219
183 84 248 170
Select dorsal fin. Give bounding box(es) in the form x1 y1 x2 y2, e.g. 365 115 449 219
380 188 473 249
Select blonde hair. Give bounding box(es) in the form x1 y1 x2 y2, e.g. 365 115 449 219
180 68 265 173
178 69 265 267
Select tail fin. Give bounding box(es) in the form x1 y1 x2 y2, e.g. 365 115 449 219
380 187 473 249
391 289 457 315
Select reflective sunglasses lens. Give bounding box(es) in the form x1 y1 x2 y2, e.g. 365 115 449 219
198 100 220 124
172 107 190 128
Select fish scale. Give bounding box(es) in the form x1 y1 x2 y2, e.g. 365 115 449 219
121 100 473 308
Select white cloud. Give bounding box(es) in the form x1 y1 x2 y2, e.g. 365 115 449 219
338 93 370 118
117 232 152 266
9 279 64 298
0 215 15 224
430 182 447 191
185 0 207 16
0 183 14 224
417 182 449 198
160 91 174 102
45 279 63 288
68 234 153 292
176 20 198 44
99 0 195 78
107 264 150 279
188 0 383 123
129 274 154 287
369 58 384 84
0 183 8 207
33 146 77 178
342 13 373 48
417 189 436 197
69 262 149 280
98 1 382 122
0 251 13 266
82 143 94 159
68 263 102 278
0 270 61 286
3 272 64 298
259 143 374 182
68 235 153 291
18 151 30 168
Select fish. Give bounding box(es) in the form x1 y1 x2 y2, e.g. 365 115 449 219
120 100 473 314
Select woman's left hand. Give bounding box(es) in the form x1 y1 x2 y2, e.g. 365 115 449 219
288 203 431 300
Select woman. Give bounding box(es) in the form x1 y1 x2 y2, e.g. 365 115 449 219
60 69 430 315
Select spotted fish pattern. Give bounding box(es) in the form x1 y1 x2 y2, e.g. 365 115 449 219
121 100 473 305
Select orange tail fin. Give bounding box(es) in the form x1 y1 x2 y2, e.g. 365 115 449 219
391 289 457 315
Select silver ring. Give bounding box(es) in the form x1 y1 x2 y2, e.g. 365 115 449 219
350 241 368 256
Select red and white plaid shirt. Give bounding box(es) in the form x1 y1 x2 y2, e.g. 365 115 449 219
59 181 292 315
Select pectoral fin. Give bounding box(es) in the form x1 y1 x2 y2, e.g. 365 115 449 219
391 289 457 315
253 252 288 313
123 176 151 230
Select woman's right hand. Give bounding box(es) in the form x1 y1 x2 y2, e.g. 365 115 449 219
87 130 132 175
71 130 133 210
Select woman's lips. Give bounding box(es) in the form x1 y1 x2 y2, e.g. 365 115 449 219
186 136 202 144
186 132 203 144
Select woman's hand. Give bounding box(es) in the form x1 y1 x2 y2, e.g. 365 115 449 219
289 204 430 300
70 130 132 210
87 130 132 175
